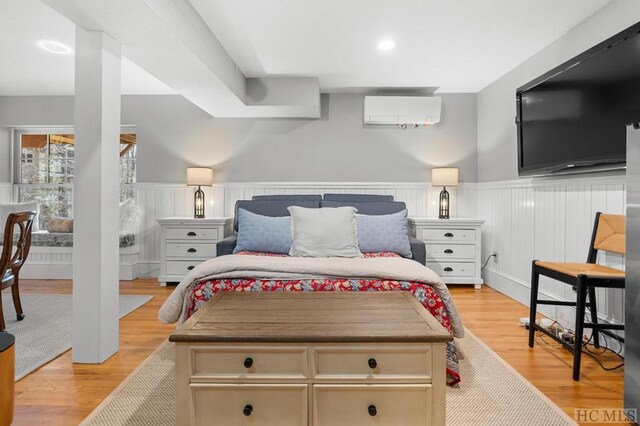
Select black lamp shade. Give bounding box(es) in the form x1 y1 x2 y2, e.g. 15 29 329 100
439 186 450 219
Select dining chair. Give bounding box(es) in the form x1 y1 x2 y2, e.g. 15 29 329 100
0 211 36 331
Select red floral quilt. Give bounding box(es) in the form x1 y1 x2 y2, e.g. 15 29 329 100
183 252 461 385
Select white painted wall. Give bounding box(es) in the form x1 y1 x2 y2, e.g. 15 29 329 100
0 128 10 182
473 1 638 348
0 92 478 184
477 0 640 182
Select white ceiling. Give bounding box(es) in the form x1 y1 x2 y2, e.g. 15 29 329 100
190 0 614 93
0 0 175 96
0 0 615 97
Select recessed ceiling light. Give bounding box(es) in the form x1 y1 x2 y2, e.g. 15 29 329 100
377 39 395 51
37 40 72 55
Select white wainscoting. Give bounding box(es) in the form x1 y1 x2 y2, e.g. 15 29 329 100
20 245 140 281
133 181 477 276
477 174 626 341
0 182 11 203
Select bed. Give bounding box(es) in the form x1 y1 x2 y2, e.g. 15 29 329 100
158 195 464 385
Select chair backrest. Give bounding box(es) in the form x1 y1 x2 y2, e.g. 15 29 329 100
0 211 36 274
588 212 626 261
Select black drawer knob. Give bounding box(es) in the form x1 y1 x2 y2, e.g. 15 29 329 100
444 232 454 238
444 249 453 254
187 248 197 253
244 357 253 368
187 231 196 236
243 405 253 416
444 267 453 272
368 405 377 417
368 358 377 369
187 266 195 271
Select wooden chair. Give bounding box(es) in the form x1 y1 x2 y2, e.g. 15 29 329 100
0 211 36 331
528 212 625 381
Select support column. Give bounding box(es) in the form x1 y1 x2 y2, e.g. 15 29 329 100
73 28 121 363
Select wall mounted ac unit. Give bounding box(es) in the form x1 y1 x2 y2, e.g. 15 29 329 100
364 96 441 127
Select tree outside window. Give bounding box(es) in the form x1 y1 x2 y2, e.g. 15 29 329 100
18 132 136 229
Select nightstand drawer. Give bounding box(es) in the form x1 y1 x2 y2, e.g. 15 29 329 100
166 260 204 275
421 228 475 242
427 261 475 277
426 244 476 260
166 228 219 241
166 243 216 258
313 384 432 426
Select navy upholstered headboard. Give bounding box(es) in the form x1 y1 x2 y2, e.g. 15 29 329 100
320 200 406 215
323 193 394 202
218 195 425 264
252 195 322 202
233 200 320 231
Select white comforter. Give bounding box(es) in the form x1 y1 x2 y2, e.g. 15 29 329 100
158 254 464 338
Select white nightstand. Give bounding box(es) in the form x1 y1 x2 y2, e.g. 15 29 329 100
157 217 233 286
409 218 485 289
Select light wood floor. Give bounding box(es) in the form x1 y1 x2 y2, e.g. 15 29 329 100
6 280 625 425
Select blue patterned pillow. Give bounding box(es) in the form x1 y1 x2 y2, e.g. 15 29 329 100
356 210 412 257
233 208 292 254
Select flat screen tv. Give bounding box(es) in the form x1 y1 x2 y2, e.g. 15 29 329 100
516 22 640 176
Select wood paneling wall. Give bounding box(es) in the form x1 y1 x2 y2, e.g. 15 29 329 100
476 174 626 339
0 183 11 203
133 182 477 272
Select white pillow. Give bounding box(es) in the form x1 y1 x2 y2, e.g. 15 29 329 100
0 202 39 239
119 199 143 235
288 206 362 258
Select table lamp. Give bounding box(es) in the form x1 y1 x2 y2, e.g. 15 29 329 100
186 167 213 218
432 168 458 219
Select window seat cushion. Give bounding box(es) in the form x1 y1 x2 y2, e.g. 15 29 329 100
1 231 136 248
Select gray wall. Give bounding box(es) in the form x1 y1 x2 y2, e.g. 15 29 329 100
0 92 477 183
477 0 640 182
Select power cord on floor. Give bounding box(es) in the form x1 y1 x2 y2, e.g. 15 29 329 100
525 320 624 372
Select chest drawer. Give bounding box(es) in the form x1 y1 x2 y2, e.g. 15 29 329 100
166 227 219 241
420 228 476 242
191 347 307 378
313 347 432 378
192 384 307 426
427 261 475 277
165 243 216 258
426 243 476 260
313 384 432 426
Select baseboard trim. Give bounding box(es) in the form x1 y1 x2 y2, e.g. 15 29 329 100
482 267 622 327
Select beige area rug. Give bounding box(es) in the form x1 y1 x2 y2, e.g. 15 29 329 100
82 329 577 426
2 293 153 380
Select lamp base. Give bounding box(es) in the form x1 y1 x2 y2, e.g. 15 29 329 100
438 186 450 219
194 186 205 219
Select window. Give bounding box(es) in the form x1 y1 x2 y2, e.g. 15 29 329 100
16 130 136 229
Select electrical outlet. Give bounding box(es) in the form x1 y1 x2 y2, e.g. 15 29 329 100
493 252 498 263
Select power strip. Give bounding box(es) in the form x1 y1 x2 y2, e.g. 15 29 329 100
520 317 576 343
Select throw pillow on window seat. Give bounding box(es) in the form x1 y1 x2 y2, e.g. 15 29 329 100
46 217 73 233
0 202 40 239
